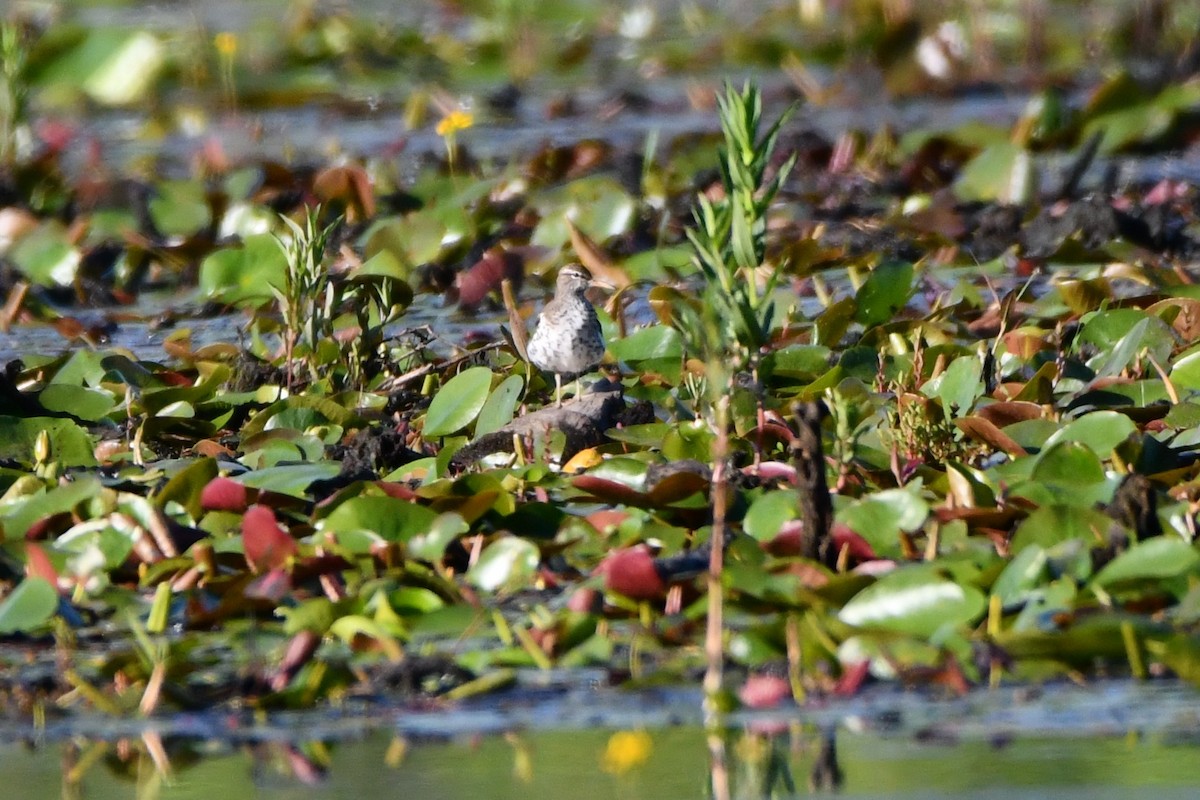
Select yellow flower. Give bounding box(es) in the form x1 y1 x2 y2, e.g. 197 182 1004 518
601 730 652 775
214 31 238 57
436 109 474 137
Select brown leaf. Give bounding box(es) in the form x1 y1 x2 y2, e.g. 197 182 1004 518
245 567 293 603
954 416 1028 456
270 629 322 692
313 165 376 222
1148 297 1200 341
566 219 630 289
572 475 651 507
975 401 1043 428
646 471 709 505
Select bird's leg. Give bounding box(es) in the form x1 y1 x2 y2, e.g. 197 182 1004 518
555 373 563 408
574 375 583 400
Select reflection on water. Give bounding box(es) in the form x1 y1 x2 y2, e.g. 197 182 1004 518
7 722 1200 800
10 678 1200 800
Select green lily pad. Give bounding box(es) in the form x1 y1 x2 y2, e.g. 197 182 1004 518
236 463 341 496
1093 537 1200 588
837 486 929 558
1032 440 1105 485
838 566 986 637
424 367 494 437
608 326 683 362
954 142 1033 204
475 375 525 437
148 179 211 238
9 222 80 287
991 545 1049 606
468 536 539 593
1010 504 1113 554
198 233 288 303
743 490 799 542
38 29 165 106
854 261 913 329
530 176 636 250
0 578 58 634
1043 410 1136 455
1170 350 1200 395
0 417 98 468
321 495 437 543
922 354 983 416
408 512 470 562
0 475 102 539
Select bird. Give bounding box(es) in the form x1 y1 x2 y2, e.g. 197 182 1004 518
526 264 610 407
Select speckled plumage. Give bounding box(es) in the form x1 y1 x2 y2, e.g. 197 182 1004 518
527 264 606 405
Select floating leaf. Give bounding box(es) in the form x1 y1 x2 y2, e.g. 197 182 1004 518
1043 411 1136 455
468 536 539 593
1031 440 1105 485
321 495 437 543
0 475 101 539
242 505 297 573
408 512 470 562
1170 350 1200 395
149 179 211 238
8 222 80 286
854 261 913 328
1010 504 1113 554
199 474 250 513
954 142 1034 204
39 29 165 106
597 545 667 601
743 490 799 542
992 545 1048 606
608 326 683 362
0 578 58 634
237 463 341 496
475 375 524 437
424 367 494 437
837 486 929 559
156 458 220 519
1093 537 1200 588
922 354 983 416
198 233 288 303
839 566 986 637
0 417 97 467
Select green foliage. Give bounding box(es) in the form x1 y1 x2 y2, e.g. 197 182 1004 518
0 578 57 634
11 5 1200 726
0 22 28 169
680 82 796 372
272 205 340 385
271 206 410 389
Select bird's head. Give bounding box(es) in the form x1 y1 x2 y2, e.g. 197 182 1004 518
557 263 613 297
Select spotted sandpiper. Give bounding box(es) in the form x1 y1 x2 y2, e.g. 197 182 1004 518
527 264 609 406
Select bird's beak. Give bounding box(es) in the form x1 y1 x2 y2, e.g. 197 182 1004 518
589 277 616 292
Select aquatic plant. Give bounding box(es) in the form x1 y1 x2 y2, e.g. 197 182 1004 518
272 205 341 387
0 22 28 170
682 81 795 374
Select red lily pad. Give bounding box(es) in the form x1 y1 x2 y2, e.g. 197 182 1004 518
201 476 253 512
23 543 61 590
245 567 293 603
738 673 790 709
596 545 666 601
242 505 297 573
456 247 523 310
